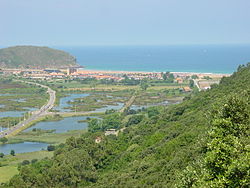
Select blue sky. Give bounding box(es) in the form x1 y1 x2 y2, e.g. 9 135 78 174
1 0 250 46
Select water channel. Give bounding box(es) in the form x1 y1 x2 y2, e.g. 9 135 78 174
53 93 90 112
0 93 124 155
24 116 94 133
0 107 38 118
0 142 49 155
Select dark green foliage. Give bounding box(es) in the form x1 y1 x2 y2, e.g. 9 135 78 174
0 137 8 144
47 145 55 151
10 150 15 156
178 92 250 187
189 79 194 88
6 64 250 187
0 153 4 158
203 94 250 187
162 72 175 82
21 160 30 166
31 159 38 164
140 81 149 90
191 75 199 79
126 114 144 126
121 75 140 85
147 107 160 118
88 118 102 133
203 76 212 80
88 113 122 133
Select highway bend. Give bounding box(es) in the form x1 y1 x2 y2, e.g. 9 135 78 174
0 80 56 138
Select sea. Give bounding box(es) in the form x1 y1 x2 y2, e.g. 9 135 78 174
57 45 250 74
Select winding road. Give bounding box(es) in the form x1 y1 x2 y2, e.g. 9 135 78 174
0 81 56 138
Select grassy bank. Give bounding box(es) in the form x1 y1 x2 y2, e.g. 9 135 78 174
7 129 87 144
0 151 53 184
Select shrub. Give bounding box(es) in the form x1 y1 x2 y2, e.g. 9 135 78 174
47 145 56 151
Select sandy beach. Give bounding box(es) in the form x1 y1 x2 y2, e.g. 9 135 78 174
78 69 231 78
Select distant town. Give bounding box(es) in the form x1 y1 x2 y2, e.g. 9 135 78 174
0 66 230 91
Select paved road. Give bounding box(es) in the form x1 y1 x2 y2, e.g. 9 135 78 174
193 79 201 91
0 81 56 138
119 95 136 113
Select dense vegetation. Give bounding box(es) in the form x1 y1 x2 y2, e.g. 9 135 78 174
0 46 77 69
4 64 250 187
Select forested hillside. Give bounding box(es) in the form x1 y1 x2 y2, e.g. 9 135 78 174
0 46 77 69
5 64 250 187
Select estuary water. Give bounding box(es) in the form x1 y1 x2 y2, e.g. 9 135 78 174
0 107 38 118
0 142 49 155
24 116 93 133
53 93 90 112
57 45 250 74
0 116 94 154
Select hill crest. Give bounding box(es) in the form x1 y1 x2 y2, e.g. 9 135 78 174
0 46 77 69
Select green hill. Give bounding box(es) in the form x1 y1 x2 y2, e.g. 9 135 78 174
4 64 250 187
0 46 77 69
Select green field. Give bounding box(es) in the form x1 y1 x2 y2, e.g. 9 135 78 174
0 151 53 184
7 129 87 144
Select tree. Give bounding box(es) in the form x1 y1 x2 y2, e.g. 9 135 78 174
0 153 4 158
203 94 250 187
191 75 198 79
189 80 194 88
147 108 160 118
126 115 144 126
88 118 102 133
0 137 8 144
203 76 212 80
179 93 250 187
140 81 149 91
47 145 56 151
163 73 167 80
31 159 38 164
10 150 15 156
21 160 30 166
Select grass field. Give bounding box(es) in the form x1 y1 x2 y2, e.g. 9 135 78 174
0 150 53 184
0 165 18 184
8 129 87 144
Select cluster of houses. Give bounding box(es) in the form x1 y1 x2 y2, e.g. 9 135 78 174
0 67 191 82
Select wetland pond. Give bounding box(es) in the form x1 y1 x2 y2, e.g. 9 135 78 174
91 102 124 112
54 93 124 112
0 107 38 118
24 116 96 133
0 142 49 155
53 93 90 112
0 116 97 154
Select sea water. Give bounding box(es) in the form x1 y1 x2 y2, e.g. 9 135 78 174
57 44 250 74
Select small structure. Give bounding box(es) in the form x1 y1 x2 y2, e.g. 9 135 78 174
105 129 119 136
67 67 78 75
203 86 211 90
95 136 102 144
183 86 192 92
175 77 183 84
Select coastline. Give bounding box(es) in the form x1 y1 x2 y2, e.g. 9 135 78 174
79 68 231 78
